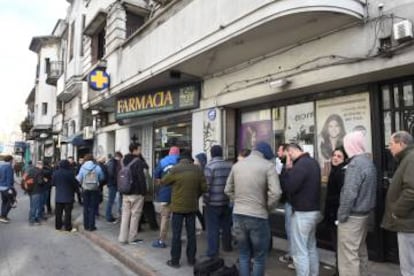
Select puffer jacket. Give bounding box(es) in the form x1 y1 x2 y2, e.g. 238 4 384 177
382 145 414 232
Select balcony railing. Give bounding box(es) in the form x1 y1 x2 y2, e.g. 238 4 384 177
46 60 64 86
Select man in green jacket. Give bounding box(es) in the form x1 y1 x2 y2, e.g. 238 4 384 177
382 131 414 276
161 152 207 268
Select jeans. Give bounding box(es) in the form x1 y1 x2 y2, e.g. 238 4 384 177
83 190 99 230
105 185 117 221
206 205 232 257
171 212 196 264
284 202 293 256
291 211 321 276
1 191 12 218
398 232 414 276
55 202 73 230
233 214 270 276
29 193 42 223
337 215 369 276
39 190 48 219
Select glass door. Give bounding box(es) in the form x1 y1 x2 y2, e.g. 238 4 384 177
380 79 414 262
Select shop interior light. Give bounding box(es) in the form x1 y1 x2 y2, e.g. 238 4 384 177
269 78 290 88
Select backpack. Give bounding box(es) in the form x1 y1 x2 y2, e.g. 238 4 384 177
117 158 140 194
21 172 35 192
82 166 99 191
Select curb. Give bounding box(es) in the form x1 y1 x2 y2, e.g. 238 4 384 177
74 217 158 276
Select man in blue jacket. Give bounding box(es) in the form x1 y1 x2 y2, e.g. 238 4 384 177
0 155 15 223
152 146 180 248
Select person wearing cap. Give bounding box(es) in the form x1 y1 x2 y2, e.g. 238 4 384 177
225 141 281 276
284 143 321 276
337 131 377 276
152 146 180 248
161 151 207 268
204 145 233 258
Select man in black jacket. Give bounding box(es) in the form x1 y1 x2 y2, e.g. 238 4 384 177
105 152 122 222
285 143 321 276
118 143 147 244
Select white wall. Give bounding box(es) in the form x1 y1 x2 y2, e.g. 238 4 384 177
115 127 130 155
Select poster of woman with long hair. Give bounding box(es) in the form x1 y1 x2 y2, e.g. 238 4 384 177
316 93 372 183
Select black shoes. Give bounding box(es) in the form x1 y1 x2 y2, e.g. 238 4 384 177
166 260 180 268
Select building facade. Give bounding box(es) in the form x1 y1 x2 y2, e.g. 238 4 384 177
25 0 414 262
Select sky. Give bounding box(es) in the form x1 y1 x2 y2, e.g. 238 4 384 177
0 0 69 143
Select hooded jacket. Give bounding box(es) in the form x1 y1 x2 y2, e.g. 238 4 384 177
76 160 104 189
52 160 79 203
154 154 179 202
382 145 414 232
0 161 14 191
337 153 377 223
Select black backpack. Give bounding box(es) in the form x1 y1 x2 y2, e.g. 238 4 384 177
117 158 139 194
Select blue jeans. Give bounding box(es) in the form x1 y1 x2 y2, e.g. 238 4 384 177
233 214 270 276
83 190 99 230
29 193 42 223
284 202 293 255
206 205 232 257
105 185 117 221
171 212 196 264
290 211 320 276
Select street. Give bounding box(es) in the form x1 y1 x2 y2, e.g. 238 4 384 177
0 185 136 276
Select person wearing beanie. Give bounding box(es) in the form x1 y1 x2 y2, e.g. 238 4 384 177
284 143 322 276
337 131 377 276
152 146 180 248
225 141 281 275
204 145 233 257
194 153 207 171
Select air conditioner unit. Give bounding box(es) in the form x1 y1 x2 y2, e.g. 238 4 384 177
393 20 413 42
83 126 94 140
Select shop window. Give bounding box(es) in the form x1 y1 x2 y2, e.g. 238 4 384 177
240 109 272 151
316 93 371 183
154 121 191 162
403 81 413 107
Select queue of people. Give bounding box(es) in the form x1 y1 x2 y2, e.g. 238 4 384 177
1 130 413 276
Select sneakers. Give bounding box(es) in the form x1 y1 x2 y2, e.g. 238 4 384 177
278 254 292 263
106 218 117 224
0 217 9 223
152 239 167 248
279 254 295 270
129 239 144 245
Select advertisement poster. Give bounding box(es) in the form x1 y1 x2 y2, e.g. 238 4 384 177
316 93 372 182
239 109 272 150
285 102 315 150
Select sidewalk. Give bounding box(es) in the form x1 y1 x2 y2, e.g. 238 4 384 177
73 196 400 276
